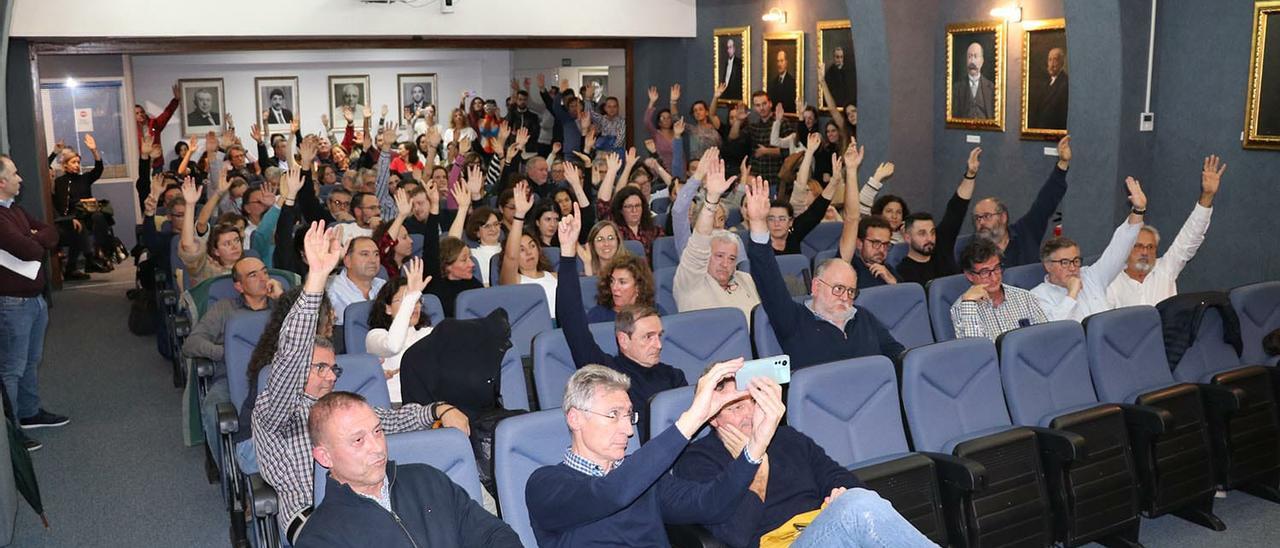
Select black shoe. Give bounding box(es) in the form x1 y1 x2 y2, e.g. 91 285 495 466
63 270 90 281
85 260 113 273
23 438 42 452
19 409 70 429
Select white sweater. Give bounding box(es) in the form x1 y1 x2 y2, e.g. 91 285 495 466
364 289 433 404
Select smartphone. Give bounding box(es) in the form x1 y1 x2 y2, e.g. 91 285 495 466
735 355 791 391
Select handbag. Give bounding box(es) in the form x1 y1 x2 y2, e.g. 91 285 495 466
74 198 115 219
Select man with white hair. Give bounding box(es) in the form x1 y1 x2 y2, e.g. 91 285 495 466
675 154 760 322
1106 155 1222 308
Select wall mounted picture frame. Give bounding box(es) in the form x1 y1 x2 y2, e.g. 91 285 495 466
763 31 805 115
397 73 438 123
328 74 371 126
817 19 857 111
714 26 752 105
579 69 610 103
1244 0 1280 150
254 76 299 135
946 21 1005 131
178 78 226 136
1021 19 1068 140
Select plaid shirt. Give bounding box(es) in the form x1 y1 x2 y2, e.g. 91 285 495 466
252 291 439 524
949 284 1049 341
563 448 623 478
747 117 788 180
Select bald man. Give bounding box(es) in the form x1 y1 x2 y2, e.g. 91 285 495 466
953 41 996 119
1034 46 1069 129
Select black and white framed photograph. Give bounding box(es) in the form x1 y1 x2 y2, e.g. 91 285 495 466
946 21 1005 131
713 26 751 105
763 31 804 115
255 76 298 134
817 19 857 110
178 78 225 136
579 70 609 103
1021 19 1068 139
397 73 437 122
1245 0 1280 150
328 74 371 126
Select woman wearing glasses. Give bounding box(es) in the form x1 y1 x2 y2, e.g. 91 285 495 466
579 220 630 277
499 181 559 318
452 185 504 286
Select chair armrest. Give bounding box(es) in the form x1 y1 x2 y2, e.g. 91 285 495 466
1026 426 1087 463
248 473 280 518
1117 403 1171 436
217 402 239 435
920 452 987 492
194 358 215 379
665 524 727 548
173 316 192 338
159 289 178 307
1199 382 1244 413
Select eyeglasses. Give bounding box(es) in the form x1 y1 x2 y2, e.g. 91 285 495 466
576 407 640 425
1133 243 1156 251
972 212 1002 223
967 266 1003 279
1046 257 1083 268
310 362 344 378
480 221 502 230
815 278 856 299
594 234 618 243
863 239 891 250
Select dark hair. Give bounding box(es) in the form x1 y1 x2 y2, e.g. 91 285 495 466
751 90 771 103
857 215 893 240
518 227 554 274
551 188 575 216
615 304 659 335
1039 236 1079 262
498 188 516 211
465 207 500 241
768 199 794 218
959 237 1003 272
345 236 376 259
206 223 244 259
610 186 655 231
328 187 351 200
247 286 334 388
230 256 259 282
653 108 672 129
689 100 710 118
870 195 909 220
174 141 189 155
439 236 469 277
903 212 935 231
351 192 375 214
526 201 561 245
368 276 431 331
596 254 657 309
516 89 529 98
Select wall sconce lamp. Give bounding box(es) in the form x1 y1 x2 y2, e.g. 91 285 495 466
762 7 788 24
990 4 1023 23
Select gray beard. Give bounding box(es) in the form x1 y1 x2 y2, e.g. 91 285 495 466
976 225 1007 242
1132 260 1154 273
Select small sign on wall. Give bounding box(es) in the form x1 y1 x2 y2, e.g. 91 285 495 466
74 108 94 132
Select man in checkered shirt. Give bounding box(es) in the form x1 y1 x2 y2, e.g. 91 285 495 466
950 237 1049 341
252 222 471 544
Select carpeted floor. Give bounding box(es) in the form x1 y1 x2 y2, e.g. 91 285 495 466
7 263 1280 547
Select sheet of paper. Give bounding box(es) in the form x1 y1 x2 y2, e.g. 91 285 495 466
75 108 94 132
0 249 41 280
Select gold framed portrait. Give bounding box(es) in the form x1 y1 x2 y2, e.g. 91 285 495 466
817 20 856 111
946 20 1005 131
713 26 751 105
1020 19 1068 140
1244 1 1280 150
763 31 805 115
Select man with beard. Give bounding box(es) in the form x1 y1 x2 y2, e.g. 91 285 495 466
897 147 980 285
1106 155 1223 308
969 135 1071 267
953 41 996 119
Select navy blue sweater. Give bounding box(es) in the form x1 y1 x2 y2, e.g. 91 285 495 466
852 255 897 290
295 462 521 548
557 256 688 408
992 165 1068 268
673 425 864 548
527 426 760 547
747 238 905 369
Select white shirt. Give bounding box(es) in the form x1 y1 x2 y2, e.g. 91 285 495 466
365 289 434 404
1032 220 1142 322
338 222 373 246
520 272 558 319
1106 204 1212 308
327 270 386 325
968 74 980 96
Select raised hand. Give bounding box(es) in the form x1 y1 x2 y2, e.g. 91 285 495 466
1056 135 1072 168
583 125 598 151
746 377 785 462
679 359 747 434
215 167 231 195
1125 176 1147 211
558 202 583 248
743 176 771 231
298 135 319 168
564 162 582 189
806 131 821 151
550 141 563 159
290 118 301 135
143 194 159 216
205 131 220 155
514 127 531 150
180 176 201 204
673 117 686 138
843 140 864 172
536 73 546 90
394 188 412 219
320 113 331 129
496 120 512 146
670 83 682 103
280 164 302 200
424 180 439 207
83 133 97 151
774 102 784 121
605 151 622 174
624 147 638 167
450 178 469 206
873 162 895 181
379 123 398 150
733 103 750 124
967 147 982 177
465 164 484 195
426 125 443 149
404 257 429 294
381 104 390 119
172 82 181 100
522 77 532 90
704 150 737 198
303 222 346 285
739 156 752 182
342 106 354 124
249 123 263 143
513 180 533 218
647 86 659 105
1201 154 1226 197
714 82 729 98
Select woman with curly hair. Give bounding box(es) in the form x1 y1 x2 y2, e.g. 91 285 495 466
587 253 665 323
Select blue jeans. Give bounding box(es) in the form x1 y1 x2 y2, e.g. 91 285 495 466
0 295 48 419
791 488 938 548
201 377 230 463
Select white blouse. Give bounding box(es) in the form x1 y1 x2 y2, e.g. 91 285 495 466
364 289 433 404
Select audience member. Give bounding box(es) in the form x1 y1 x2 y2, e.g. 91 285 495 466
1032 177 1147 322
527 361 781 547
1107 155 1223 308
326 236 386 330
896 148 980 285
738 91 787 181
856 162 905 245
645 85 681 168
371 188 416 279
1264 329 1280 358
580 220 629 277
499 181 558 316
252 222 468 545
755 134 843 256
746 171 904 369
950 238 1048 341
674 152 761 321
365 258 432 404
51 134 106 279
971 136 1072 267
840 215 899 289
178 178 244 286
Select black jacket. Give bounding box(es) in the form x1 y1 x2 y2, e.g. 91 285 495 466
1156 291 1244 371
295 462 521 548
52 158 103 221
400 309 512 418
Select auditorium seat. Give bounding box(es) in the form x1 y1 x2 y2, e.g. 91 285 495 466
314 428 483 505
531 323 617 410
856 283 934 349
1002 262 1046 290
657 308 752 385
455 284 552 358
342 301 375 355
622 238 645 259
925 273 969 342
500 347 530 411
647 386 706 440
799 221 842 259
1230 281 1280 366
653 236 679 271
886 242 908 268
578 275 598 312
750 304 783 359
654 266 677 316
811 247 839 272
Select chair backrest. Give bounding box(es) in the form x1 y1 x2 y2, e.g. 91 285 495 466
168 234 187 290
1002 262 1047 290
203 276 238 316
725 207 743 230
652 236 679 271
622 239 645 259
531 323 619 410
1172 307 1243 384
1083 306 1177 404
421 293 445 326
799 222 843 259
772 253 812 295
886 242 908 269
925 274 970 342
654 266 678 316
811 248 840 272
659 308 752 384
495 409 573 548
751 304 784 359
856 284 934 349
500 347 530 411
315 428 483 506
225 310 272 415
578 276 599 312
648 386 708 440
787 356 909 468
997 321 1101 427
954 233 973 266
901 338 1012 453
343 300 375 355
334 353 393 408
489 253 503 290
410 233 425 258
455 285 553 357
542 246 561 267
651 196 671 214
1230 281 1280 365
471 254 484 283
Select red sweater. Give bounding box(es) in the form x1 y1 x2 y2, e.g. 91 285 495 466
0 203 58 297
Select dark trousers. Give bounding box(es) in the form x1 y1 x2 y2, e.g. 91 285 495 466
57 212 111 271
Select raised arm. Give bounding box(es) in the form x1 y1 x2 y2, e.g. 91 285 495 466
1011 136 1071 236
196 168 229 236
447 169 477 239
554 205 612 367
1161 155 1221 274
936 148 981 268
837 141 865 261
366 258 430 357
375 123 397 220
745 176 804 333
178 177 203 257
674 148 717 253
499 181 533 286
596 150 624 207
1087 177 1146 287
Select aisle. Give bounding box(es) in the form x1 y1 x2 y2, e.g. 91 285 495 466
11 265 225 547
